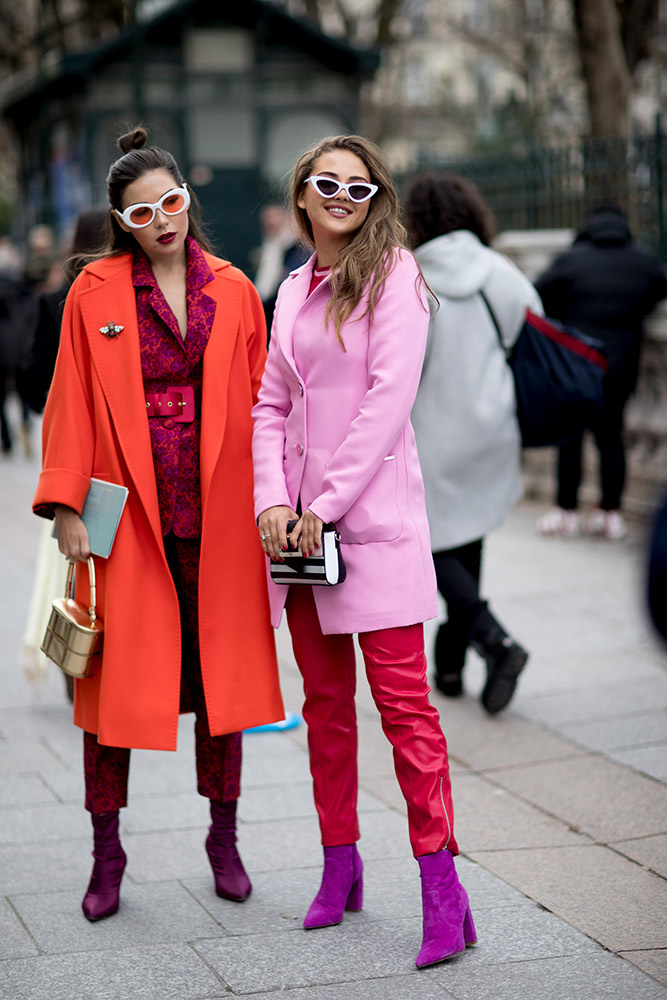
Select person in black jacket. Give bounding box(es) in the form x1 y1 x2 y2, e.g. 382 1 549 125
20 207 108 414
535 204 667 539
250 203 309 341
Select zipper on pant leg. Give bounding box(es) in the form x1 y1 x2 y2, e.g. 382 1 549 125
440 774 452 849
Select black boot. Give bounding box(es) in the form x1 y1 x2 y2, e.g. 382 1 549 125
470 622 528 714
433 622 466 697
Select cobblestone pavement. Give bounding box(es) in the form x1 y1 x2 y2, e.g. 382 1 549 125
1 424 666 999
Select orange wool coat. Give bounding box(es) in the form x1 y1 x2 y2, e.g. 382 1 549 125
33 251 284 750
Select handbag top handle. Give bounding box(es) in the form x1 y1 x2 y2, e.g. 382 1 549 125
65 557 98 627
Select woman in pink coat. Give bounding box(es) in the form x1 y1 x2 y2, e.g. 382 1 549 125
252 134 476 968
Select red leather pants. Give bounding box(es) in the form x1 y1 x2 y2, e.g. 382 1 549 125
286 587 458 857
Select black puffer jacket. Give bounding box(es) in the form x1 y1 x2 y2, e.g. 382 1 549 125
535 209 667 375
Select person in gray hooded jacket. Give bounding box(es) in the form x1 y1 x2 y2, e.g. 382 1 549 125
405 173 542 713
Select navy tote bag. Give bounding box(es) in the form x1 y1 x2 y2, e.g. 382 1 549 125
480 292 608 448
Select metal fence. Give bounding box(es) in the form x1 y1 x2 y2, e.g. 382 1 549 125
405 123 666 261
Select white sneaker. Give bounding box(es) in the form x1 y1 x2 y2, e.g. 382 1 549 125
587 508 607 536
603 510 628 540
536 507 579 537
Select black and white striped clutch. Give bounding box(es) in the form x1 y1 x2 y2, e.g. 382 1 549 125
270 522 346 587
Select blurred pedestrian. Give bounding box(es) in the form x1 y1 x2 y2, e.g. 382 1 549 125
0 239 35 456
0 272 24 453
647 492 667 644
23 223 56 291
404 173 542 712
252 136 476 968
20 206 108 415
0 236 22 275
33 127 283 922
14 223 59 452
251 202 308 337
535 204 667 540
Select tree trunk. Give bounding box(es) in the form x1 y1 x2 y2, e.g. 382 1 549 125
572 0 631 138
375 0 401 46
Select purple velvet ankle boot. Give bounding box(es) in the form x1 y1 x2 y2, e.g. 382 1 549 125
416 849 477 967
81 811 127 922
303 844 363 929
205 799 251 902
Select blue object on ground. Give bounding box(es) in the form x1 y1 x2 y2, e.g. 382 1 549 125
245 712 302 733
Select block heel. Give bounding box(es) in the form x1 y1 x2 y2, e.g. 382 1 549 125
345 873 363 912
463 904 477 946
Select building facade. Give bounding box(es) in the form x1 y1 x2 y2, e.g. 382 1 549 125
1 0 378 270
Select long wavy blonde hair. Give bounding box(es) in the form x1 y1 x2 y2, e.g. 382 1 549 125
290 134 408 348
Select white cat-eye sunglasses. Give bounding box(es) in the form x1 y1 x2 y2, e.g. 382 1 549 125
114 184 190 229
304 175 379 203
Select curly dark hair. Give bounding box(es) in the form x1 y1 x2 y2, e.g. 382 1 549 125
403 173 495 249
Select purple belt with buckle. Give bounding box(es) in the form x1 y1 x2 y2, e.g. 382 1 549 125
145 386 196 423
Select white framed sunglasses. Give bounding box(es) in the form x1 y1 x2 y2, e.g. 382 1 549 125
304 175 379 203
114 184 190 229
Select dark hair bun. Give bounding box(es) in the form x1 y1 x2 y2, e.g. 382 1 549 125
117 128 148 155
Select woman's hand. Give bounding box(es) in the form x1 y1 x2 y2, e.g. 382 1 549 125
290 509 324 557
54 505 91 562
257 505 299 561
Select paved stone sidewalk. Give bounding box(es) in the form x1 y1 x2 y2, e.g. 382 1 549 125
1 440 666 999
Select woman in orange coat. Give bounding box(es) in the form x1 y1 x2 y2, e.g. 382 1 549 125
33 128 284 921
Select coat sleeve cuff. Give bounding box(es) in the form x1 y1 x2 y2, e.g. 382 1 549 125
254 491 293 521
307 498 336 525
33 469 91 519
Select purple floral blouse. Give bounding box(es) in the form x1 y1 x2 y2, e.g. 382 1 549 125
133 236 216 538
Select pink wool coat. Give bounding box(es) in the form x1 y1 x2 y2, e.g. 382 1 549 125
252 249 438 635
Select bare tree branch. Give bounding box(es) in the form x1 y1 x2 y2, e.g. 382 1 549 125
441 13 530 78
301 0 323 22
375 0 401 46
331 0 358 38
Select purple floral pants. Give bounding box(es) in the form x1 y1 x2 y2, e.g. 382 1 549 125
84 534 242 814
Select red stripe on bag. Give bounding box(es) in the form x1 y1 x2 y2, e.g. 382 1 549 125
526 311 609 372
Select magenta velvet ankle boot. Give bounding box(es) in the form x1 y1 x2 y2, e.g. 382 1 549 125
303 844 363 929
81 811 127 921
416 849 477 967
205 799 251 902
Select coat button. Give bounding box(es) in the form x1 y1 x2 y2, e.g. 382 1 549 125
296 443 303 456
299 383 304 396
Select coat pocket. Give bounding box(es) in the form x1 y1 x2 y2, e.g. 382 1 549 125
338 455 402 544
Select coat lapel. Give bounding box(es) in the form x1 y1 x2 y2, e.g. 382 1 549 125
199 263 241 512
79 260 163 548
274 256 316 377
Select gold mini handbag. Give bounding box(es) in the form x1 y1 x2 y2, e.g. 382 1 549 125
41 557 104 678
